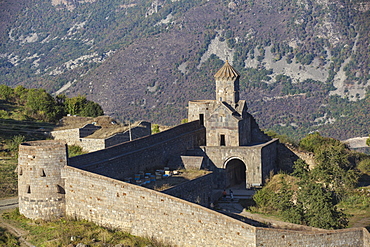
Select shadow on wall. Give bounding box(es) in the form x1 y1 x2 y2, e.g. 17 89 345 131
168 146 227 190
276 143 299 173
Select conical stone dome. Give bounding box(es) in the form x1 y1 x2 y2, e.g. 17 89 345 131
214 60 240 80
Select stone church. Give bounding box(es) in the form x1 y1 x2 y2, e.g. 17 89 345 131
187 61 277 188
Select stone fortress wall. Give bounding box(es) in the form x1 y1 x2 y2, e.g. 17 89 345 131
17 60 370 246
162 173 214 206
68 121 206 180
61 164 369 247
18 126 370 247
255 227 369 246
62 166 256 247
51 121 151 152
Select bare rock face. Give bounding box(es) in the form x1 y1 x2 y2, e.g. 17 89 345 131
146 0 165 17
355 1 370 12
51 0 97 11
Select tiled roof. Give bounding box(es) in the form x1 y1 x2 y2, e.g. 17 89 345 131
214 60 240 79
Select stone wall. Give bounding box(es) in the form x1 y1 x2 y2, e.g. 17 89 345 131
51 126 106 152
79 138 106 152
62 166 256 247
200 139 277 187
364 228 370 246
104 122 151 148
250 114 271 144
79 124 101 138
261 139 278 183
51 128 80 146
255 227 366 247
163 173 214 206
202 145 261 186
18 140 67 220
180 156 204 169
206 104 241 146
51 122 151 152
68 121 205 180
61 166 370 247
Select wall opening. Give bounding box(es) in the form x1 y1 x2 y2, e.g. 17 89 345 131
220 135 225 146
56 184 65 194
225 159 246 188
199 114 204 126
40 168 46 177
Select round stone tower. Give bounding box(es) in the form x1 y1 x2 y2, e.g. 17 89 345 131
18 140 67 220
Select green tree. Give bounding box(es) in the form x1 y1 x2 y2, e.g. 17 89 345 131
297 180 348 229
312 144 358 195
357 158 370 175
299 132 341 153
68 145 87 157
64 95 103 117
25 89 58 122
275 179 305 224
291 159 309 179
80 101 104 117
6 135 25 158
13 85 28 104
0 85 14 101
64 95 87 116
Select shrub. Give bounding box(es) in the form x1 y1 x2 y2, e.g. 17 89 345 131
6 135 25 157
358 158 370 175
68 145 87 157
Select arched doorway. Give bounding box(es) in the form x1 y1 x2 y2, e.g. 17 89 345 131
225 158 246 189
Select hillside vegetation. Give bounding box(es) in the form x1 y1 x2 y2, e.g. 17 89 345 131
0 0 369 140
0 85 104 198
0 84 103 123
251 132 370 230
1 209 170 247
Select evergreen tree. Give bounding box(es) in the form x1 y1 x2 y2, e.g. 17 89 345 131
297 180 348 229
312 143 359 198
291 159 309 179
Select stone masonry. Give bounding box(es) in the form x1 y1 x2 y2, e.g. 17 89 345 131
17 62 370 246
188 61 277 188
18 140 67 220
51 120 151 152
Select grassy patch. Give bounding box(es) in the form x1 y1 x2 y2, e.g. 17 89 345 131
0 157 18 199
0 118 54 143
2 209 171 247
68 145 88 157
337 189 370 229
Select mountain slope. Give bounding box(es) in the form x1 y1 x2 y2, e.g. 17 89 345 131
0 0 369 140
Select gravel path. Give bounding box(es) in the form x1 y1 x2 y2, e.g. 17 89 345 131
0 197 18 211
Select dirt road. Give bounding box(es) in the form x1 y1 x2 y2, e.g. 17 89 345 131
0 197 18 211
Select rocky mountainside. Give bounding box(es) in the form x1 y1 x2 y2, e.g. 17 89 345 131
1 0 369 140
